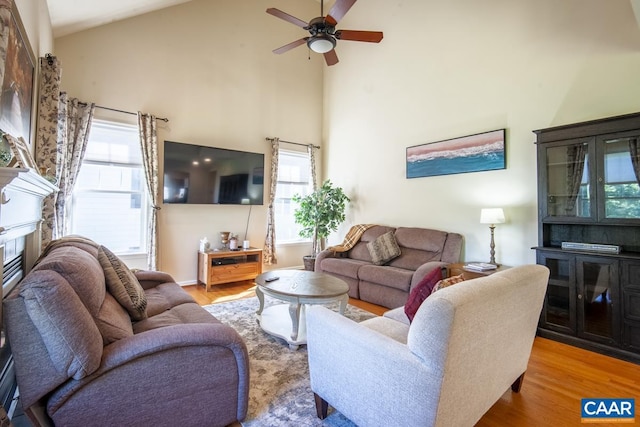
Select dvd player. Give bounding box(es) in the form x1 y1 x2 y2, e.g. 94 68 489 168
561 242 621 254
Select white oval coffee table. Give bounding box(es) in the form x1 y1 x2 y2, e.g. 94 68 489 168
255 270 349 350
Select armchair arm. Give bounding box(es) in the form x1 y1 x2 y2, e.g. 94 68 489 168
47 323 249 423
410 261 448 291
100 322 247 370
314 249 340 271
133 270 176 290
306 306 443 426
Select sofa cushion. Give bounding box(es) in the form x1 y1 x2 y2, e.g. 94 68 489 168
32 246 106 316
360 317 410 344
19 271 103 380
320 258 369 280
404 267 442 322
145 282 197 317
394 227 448 252
358 265 413 292
388 228 448 270
367 231 401 265
133 302 221 334
36 235 100 262
95 292 135 344
432 274 465 293
98 245 148 321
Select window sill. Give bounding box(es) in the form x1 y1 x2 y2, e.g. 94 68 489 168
117 252 148 269
276 241 311 247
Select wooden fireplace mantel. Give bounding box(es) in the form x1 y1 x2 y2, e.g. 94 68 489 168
0 167 57 247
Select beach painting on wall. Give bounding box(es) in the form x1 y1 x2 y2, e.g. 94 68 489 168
406 129 506 178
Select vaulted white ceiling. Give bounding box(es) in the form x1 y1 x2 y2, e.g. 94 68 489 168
46 0 195 37
47 0 640 39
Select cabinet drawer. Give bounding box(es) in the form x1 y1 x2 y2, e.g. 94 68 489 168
209 262 258 282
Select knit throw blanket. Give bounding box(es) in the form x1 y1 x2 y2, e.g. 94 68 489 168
328 224 376 253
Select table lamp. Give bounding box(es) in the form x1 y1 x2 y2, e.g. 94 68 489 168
480 208 505 265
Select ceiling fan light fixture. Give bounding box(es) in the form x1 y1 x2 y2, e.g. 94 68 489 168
307 34 336 53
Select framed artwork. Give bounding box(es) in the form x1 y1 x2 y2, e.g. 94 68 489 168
0 2 36 145
4 132 37 169
406 129 506 179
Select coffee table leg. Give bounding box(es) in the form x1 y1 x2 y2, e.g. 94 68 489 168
256 287 265 316
338 293 349 315
289 302 301 342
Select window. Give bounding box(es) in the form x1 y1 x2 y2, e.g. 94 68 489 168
71 120 148 254
603 138 640 219
275 149 313 243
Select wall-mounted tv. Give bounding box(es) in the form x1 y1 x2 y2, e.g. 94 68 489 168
163 140 265 205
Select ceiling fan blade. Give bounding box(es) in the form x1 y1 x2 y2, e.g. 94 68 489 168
335 30 383 43
266 8 308 28
326 0 357 25
273 38 308 54
324 49 339 66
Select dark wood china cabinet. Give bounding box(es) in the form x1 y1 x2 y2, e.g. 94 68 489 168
534 112 640 363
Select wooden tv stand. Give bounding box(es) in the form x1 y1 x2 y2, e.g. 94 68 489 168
197 248 263 291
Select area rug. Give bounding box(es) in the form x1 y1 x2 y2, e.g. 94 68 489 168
204 297 376 426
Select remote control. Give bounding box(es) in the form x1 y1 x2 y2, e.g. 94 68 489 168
264 276 279 282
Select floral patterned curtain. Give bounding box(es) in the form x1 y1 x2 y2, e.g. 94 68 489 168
34 55 62 248
137 112 159 270
630 138 640 184
307 144 318 191
565 143 587 214
54 93 95 237
264 138 279 265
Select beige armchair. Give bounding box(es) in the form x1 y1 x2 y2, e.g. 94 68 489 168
306 264 549 427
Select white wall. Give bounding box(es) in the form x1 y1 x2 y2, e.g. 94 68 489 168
322 0 640 267
54 0 323 282
15 0 52 58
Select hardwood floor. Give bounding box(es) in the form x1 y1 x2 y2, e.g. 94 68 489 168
185 281 640 426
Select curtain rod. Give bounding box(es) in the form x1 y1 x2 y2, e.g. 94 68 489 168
265 137 320 149
78 102 169 122
95 105 169 122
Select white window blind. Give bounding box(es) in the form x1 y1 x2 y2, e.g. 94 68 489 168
71 120 149 254
275 149 313 243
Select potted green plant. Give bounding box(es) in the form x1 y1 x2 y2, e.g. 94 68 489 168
293 180 350 271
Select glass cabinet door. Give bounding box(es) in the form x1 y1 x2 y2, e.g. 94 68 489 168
576 257 620 345
538 252 576 334
542 139 593 220
599 135 640 221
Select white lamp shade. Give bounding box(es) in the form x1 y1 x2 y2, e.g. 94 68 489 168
480 208 505 224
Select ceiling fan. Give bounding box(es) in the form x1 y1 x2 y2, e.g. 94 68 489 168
266 0 383 66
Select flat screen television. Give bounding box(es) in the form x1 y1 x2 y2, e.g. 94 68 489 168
163 140 265 205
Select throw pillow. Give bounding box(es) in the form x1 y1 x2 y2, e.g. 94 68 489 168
431 274 465 294
367 231 401 265
98 245 148 321
404 267 443 322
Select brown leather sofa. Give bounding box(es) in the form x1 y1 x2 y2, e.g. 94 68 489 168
315 225 463 309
